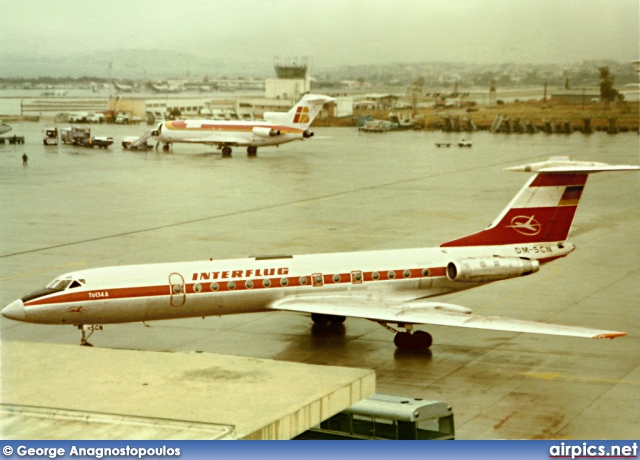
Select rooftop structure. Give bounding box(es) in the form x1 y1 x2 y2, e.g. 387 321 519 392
1 341 375 440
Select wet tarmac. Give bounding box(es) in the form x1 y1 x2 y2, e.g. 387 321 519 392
1 122 639 439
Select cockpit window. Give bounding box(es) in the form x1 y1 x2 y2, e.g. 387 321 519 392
47 278 72 290
23 277 83 302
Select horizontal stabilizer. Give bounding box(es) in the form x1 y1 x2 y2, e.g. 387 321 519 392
269 295 626 339
505 156 640 173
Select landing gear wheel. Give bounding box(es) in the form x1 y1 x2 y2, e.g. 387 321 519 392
221 146 232 157
247 146 257 157
311 313 331 326
412 330 433 349
162 144 170 151
311 314 346 325
394 331 414 349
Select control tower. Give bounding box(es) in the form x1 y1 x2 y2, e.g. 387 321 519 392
266 57 311 100
274 57 308 79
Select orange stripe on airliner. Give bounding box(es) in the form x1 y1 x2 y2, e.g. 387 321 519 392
23 267 446 307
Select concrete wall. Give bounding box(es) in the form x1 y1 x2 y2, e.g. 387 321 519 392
333 97 354 118
265 78 310 100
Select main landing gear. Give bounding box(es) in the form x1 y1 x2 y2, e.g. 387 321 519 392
378 322 433 350
311 313 346 325
310 315 432 350
219 146 258 157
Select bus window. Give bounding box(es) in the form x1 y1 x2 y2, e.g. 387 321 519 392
417 414 455 440
373 417 398 440
351 414 375 438
320 412 350 433
397 420 417 440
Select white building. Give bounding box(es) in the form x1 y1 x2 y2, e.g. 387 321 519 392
265 78 311 100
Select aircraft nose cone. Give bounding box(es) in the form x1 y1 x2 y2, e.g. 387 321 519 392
2 299 26 321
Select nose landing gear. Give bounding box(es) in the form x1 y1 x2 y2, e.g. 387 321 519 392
78 325 93 346
77 324 103 346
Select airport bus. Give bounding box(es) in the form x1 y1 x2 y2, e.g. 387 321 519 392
294 394 454 440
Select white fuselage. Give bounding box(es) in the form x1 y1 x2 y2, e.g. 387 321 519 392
15 242 573 326
155 120 307 148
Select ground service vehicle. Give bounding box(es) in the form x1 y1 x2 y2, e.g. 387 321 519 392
43 127 58 145
294 394 454 440
61 127 113 148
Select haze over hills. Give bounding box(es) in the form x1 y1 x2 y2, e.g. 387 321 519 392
1 49 636 92
0 49 272 80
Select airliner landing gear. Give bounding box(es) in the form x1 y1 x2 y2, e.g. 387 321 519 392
221 146 232 157
247 146 257 157
78 325 94 347
377 322 432 350
393 330 432 349
162 144 170 151
311 313 346 326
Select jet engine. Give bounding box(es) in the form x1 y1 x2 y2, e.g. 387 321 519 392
303 130 314 138
446 257 539 283
252 127 281 138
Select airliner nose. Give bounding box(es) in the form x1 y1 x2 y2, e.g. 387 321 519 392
2 299 26 321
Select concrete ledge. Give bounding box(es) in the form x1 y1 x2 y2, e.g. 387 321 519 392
1 341 375 440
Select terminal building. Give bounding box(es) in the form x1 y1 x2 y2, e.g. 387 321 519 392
105 58 350 124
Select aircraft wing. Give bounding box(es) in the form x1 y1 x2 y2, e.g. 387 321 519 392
268 295 626 339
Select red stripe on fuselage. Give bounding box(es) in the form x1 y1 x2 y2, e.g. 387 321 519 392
23 267 446 307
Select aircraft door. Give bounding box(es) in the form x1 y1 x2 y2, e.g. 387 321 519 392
169 272 186 307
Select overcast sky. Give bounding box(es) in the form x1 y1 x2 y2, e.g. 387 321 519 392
4 0 639 74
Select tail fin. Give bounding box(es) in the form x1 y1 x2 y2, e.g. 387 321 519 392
264 94 335 129
441 157 639 247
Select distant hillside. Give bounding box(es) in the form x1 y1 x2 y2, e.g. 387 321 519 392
0 49 273 79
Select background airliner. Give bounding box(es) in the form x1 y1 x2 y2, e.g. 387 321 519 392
2 157 637 349
131 94 334 157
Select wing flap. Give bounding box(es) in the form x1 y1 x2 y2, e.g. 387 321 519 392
268 296 626 339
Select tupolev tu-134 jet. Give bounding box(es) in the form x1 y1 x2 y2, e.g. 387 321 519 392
130 94 335 157
3 157 637 349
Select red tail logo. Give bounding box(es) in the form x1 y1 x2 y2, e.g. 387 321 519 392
508 215 542 236
293 106 309 124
